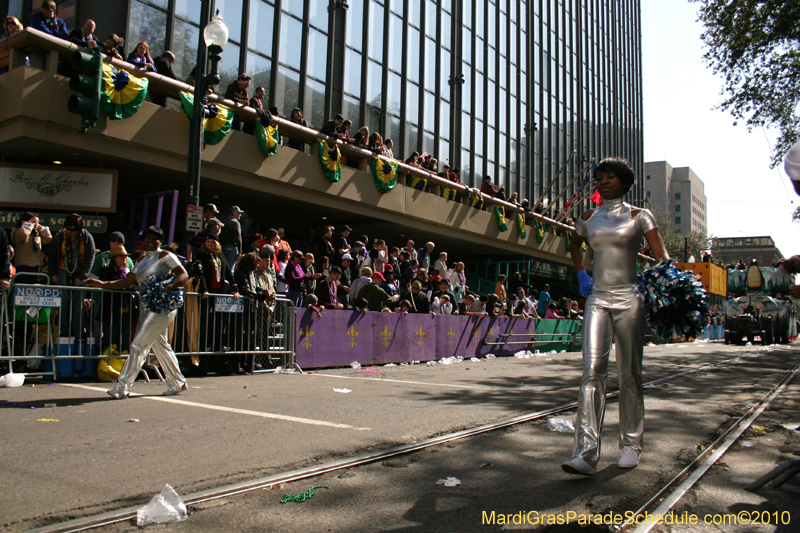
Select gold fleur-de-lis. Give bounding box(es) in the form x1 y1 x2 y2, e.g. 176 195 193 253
300 325 314 349
380 325 392 348
487 328 496 343
415 326 426 346
346 325 359 348
447 327 456 345
528 327 535 342
473 327 480 345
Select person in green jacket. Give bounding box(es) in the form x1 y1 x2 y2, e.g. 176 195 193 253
359 272 398 311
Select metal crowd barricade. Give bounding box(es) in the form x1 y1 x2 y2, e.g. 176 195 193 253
1 278 296 380
169 292 296 373
485 319 582 352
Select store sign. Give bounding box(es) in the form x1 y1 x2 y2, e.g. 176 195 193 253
529 258 569 281
0 211 108 233
0 163 117 212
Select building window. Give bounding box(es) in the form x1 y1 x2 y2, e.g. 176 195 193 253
646 174 651 180
675 205 681 212
646 190 651 198
675 192 681 200
675 217 681 224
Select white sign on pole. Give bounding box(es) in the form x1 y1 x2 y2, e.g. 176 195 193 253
187 205 204 232
14 287 63 307
214 296 244 313
0 164 117 212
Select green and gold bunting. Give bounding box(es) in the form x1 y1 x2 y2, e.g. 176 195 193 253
100 63 148 119
494 205 509 232
179 91 233 146
407 175 427 190
371 156 398 193
534 219 546 244
317 140 341 182
440 185 458 200
564 230 572 248
515 212 527 239
468 195 484 210
256 120 280 156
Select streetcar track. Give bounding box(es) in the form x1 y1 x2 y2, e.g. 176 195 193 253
22 353 760 533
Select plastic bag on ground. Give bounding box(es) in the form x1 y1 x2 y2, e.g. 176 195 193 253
470 357 480 362
436 476 461 487
439 357 456 365
546 418 575 433
350 361 361 369
514 350 533 358
0 371 24 388
136 484 187 527
485 354 496 359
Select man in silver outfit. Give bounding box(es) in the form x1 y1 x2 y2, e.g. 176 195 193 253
563 158 669 476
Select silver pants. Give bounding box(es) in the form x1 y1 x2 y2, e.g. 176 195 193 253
116 308 186 393
573 287 645 467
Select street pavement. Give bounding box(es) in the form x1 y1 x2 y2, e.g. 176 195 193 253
1 341 798 532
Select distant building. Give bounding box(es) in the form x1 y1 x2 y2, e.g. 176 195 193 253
644 161 707 236
712 236 784 267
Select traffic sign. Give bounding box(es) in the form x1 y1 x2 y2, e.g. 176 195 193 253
186 205 204 232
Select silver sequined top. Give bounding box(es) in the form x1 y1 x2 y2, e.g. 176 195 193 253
575 197 657 289
134 250 181 284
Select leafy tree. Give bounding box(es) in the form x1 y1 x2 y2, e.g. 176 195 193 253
649 205 710 261
693 0 800 168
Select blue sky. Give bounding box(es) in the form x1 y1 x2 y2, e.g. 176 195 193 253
641 0 797 258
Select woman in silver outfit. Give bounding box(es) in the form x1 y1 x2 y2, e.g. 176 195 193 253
86 226 189 399
562 158 669 476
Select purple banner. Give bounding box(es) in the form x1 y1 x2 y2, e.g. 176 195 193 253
295 310 578 369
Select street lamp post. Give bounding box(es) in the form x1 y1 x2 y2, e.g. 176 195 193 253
185 4 228 251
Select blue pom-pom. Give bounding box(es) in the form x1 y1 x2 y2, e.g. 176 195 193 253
140 275 184 313
637 259 710 339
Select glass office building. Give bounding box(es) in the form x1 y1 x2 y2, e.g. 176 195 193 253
17 0 643 210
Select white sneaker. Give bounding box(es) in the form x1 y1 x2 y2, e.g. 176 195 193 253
163 383 188 396
561 456 597 476
107 386 128 399
618 447 640 469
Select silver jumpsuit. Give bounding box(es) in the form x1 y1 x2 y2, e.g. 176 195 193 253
110 251 187 396
572 197 657 467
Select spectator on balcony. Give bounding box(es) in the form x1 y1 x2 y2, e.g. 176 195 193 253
508 191 521 206
220 205 244 270
545 303 564 319
317 225 334 263
241 86 264 134
418 241 435 271
480 176 494 197
405 151 421 168
332 225 351 266
320 114 344 141
2 16 23 39
508 272 529 296
11 212 52 275
275 248 289 295
127 41 156 72
537 283 551 316
149 51 176 107
351 240 366 274
256 244 277 311
277 227 292 254
319 255 330 278
432 279 456 308
315 266 344 309
368 132 384 154
225 73 250 131
339 119 353 143
432 294 453 315
195 232 238 297
384 138 395 159
495 186 507 202
352 126 369 148
401 258 418 296
68 19 97 49
517 288 539 319
438 164 451 180
31 1 68 40
99 34 123 60
286 108 307 151
381 268 398 297
494 274 508 302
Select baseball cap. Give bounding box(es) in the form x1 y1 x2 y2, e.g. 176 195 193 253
238 73 251 81
372 272 385 281
204 203 219 214
230 206 244 214
353 240 364 247
339 225 352 232
341 253 353 261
